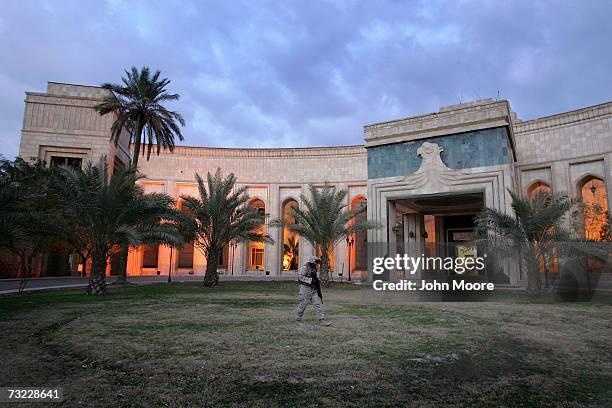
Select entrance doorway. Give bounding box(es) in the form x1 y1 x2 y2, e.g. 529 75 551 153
391 192 485 279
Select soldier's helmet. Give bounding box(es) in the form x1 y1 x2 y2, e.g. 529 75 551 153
308 256 321 265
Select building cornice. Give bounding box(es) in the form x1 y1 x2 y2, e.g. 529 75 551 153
135 145 367 158
512 100 612 135
25 92 106 104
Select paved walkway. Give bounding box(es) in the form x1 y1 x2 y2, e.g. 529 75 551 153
0 274 299 295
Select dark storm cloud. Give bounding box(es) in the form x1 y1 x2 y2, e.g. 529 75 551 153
1 0 612 157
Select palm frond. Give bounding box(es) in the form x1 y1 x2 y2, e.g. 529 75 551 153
94 66 185 166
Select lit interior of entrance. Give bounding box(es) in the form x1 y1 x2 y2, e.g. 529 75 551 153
281 199 299 270
391 192 497 280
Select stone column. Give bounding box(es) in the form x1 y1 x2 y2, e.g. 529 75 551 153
387 201 398 282
403 213 424 279
366 183 385 282
335 182 349 280
194 245 206 276
266 184 280 275
158 245 171 277
300 184 314 262
605 153 612 214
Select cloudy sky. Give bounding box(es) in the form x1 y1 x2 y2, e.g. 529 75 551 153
1 0 612 158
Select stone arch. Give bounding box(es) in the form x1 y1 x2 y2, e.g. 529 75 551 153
576 175 609 241
575 173 605 197
527 180 552 200
281 198 300 271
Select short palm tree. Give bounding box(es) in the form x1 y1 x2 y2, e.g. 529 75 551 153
51 156 186 294
0 166 30 251
94 66 185 168
273 184 378 286
181 169 271 287
475 190 571 293
0 158 56 291
283 235 299 270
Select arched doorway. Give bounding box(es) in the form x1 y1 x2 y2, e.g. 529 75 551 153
248 198 266 271
527 181 552 199
578 176 609 241
527 181 557 278
281 198 299 271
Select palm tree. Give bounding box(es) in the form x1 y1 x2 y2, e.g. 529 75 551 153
0 158 57 291
94 66 185 283
51 156 186 294
475 190 571 293
94 66 185 168
272 184 378 286
181 169 271 287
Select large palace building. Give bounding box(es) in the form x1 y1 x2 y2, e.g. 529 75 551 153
7 82 612 286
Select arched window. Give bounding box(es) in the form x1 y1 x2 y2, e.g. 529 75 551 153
527 181 552 200
579 176 609 241
281 199 299 271
248 199 266 270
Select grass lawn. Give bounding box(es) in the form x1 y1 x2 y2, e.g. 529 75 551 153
1 281 611 407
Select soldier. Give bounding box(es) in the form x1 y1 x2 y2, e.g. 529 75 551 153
296 256 331 325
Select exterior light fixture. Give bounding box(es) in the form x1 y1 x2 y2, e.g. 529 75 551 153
346 236 355 281
590 181 597 196
422 231 428 239
409 231 415 238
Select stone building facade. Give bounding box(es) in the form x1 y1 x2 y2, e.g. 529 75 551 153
7 82 612 286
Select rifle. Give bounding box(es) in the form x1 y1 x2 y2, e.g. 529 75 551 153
312 274 323 303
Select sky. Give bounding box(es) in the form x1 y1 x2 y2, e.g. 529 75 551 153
1 0 612 158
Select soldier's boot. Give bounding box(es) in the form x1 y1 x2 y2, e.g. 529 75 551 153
319 319 331 326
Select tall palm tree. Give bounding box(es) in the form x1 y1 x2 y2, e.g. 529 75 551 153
94 66 185 283
94 66 185 168
272 184 378 286
181 169 271 287
51 156 186 294
475 190 571 293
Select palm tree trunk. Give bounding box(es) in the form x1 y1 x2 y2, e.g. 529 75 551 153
320 250 331 287
204 249 219 287
131 121 145 168
115 243 129 284
87 253 107 295
18 252 32 293
132 143 140 168
526 249 542 294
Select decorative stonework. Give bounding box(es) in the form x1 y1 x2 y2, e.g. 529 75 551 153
367 127 511 179
417 142 447 170
410 142 470 192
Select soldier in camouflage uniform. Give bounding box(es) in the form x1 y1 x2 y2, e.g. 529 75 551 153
296 256 331 325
